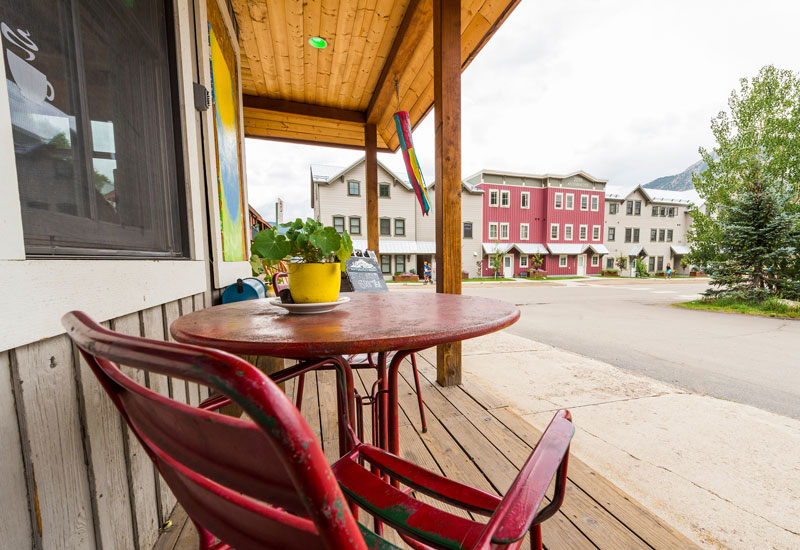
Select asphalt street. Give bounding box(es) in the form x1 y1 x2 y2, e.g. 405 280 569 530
403 279 800 420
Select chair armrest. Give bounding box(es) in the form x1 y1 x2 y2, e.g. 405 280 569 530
198 393 231 411
477 410 573 546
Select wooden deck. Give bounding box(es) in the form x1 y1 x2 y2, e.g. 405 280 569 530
155 354 700 550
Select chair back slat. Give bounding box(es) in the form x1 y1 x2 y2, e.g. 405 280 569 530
63 311 365 550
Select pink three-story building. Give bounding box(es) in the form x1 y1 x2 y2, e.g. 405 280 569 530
468 169 609 277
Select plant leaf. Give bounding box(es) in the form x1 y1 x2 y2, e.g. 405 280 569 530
251 229 292 261
336 231 353 271
308 226 340 257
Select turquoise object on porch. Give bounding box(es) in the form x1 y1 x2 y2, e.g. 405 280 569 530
222 278 267 303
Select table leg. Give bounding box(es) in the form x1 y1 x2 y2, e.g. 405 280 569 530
376 352 388 451
387 349 424 457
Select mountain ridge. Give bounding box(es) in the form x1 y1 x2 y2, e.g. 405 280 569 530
643 159 707 191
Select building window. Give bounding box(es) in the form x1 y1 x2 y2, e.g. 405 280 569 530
500 223 509 240
580 195 589 211
579 225 588 241
554 193 563 209
381 254 391 274
608 227 616 241
609 203 619 215
667 229 673 242
349 217 361 235
559 255 568 268
394 218 405 236
626 201 634 215
669 207 677 217
633 228 640 242
521 192 530 209
488 223 498 240
650 229 657 242
659 229 666 242
652 206 659 216
333 216 345 233
520 255 529 268
591 196 599 211
380 218 391 235
635 201 642 215
565 193 574 210
592 225 601 240
379 183 391 198
625 228 632 243
649 256 655 271
564 224 573 240
395 255 406 274
606 257 615 269
657 256 664 271
348 180 360 196
463 222 473 239
550 223 559 240
660 207 667 217
5 0 186 256
489 190 499 206
500 190 510 207
520 223 529 240
591 255 599 267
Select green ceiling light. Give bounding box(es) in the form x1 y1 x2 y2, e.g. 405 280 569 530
308 36 327 49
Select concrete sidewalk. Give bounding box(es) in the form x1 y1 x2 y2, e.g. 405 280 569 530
421 332 800 550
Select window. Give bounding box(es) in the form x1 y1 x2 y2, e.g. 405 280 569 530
379 183 390 198
554 193 563 209
652 206 659 216
380 218 391 235
488 223 498 240
333 216 345 233
463 222 473 239
550 223 559 240
606 257 615 269
4 0 186 256
521 192 530 209
626 201 634 215
609 203 619 215
580 195 589 211
520 223 529 240
669 207 676 217
565 193 574 210
559 255 568 268
650 229 657 242
591 196 599 211
394 218 405 236
381 254 391 274
579 225 588 241
395 255 405 274
520 255 529 268
500 223 509 240
349 217 361 235
348 180 360 196
634 201 642 215
649 257 655 271
592 225 601 240
633 228 640 242
608 227 616 241
564 224 573 240
591 255 599 267
625 228 632 243
660 207 667 217
500 190 510 208
489 190 499 206
657 256 664 271
667 229 673 242
659 229 665 242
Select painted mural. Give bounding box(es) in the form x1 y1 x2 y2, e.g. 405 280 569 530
208 9 246 261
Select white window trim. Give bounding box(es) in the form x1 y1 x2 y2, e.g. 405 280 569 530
499 222 510 240
554 192 563 210
565 193 574 210
520 223 529 240
520 191 530 209
520 255 529 268
580 195 589 211
500 190 511 208
489 190 499 207
579 224 588 241
590 195 599 211
550 223 559 240
559 255 568 268
564 224 573 240
488 222 499 240
591 255 599 266
592 225 601 240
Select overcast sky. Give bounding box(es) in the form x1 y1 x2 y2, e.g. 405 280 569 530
245 0 800 223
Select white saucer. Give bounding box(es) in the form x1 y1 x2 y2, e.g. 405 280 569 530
268 296 350 314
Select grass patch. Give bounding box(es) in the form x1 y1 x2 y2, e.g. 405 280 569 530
675 296 800 319
386 280 422 284
463 277 514 282
544 276 587 280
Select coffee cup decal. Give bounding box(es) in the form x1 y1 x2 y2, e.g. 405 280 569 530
2 23 53 105
1 23 38 61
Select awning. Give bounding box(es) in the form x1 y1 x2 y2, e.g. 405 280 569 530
352 240 436 255
627 245 648 257
482 243 548 255
547 243 585 255
583 244 609 255
482 243 512 255
671 245 691 255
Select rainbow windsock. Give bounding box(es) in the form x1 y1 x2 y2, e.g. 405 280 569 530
394 111 431 215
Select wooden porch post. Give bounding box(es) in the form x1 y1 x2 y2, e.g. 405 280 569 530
365 123 379 255
433 0 462 386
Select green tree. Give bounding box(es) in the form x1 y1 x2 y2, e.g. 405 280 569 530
615 254 627 271
489 241 504 279
689 65 800 266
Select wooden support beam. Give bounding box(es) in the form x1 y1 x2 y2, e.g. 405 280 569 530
433 0 462 387
243 94 366 124
365 123 379 256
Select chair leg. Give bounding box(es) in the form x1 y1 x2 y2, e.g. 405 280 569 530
295 373 305 410
410 354 427 433
531 524 542 550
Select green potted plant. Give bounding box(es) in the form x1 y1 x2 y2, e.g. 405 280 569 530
250 218 353 303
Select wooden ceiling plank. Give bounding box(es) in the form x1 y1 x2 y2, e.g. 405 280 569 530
243 95 365 123
284 0 306 102
336 0 374 109
461 0 522 72
314 0 339 104
346 0 394 110
264 0 294 100
303 0 322 103
245 132 392 153
325 0 359 107
248 1 283 97
246 120 366 141
461 0 487 33
232 0 269 95
357 0 408 110
244 115 364 136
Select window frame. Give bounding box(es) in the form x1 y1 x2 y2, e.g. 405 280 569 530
520 191 530 209
394 218 405 236
500 190 510 208
488 222 498 240
592 225 601 240
554 192 563 210
633 228 640 242
626 201 633 215
489 189 499 207
579 224 588 241
519 223 529 240
499 222 510 240
606 257 615 269
634 201 642 215
565 193 574 210
580 195 589 211
520 255 529 268
463 222 473 239
349 216 361 235
667 229 673 242
650 229 657 242
625 228 632 243
347 180 361 196
659 229 665 242
649 256 655 272
657 256 664 271
333 216 345 234
591 255 599 267
395 255 406 274
609 202 618 215
608 227 616 241
550 223 559 240
379 183 391 198
564 224 573 240
380 254 392 274
380 217 391 235
559 255 568 268
590 195 599 211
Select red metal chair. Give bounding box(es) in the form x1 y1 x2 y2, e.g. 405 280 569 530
63 311 573 550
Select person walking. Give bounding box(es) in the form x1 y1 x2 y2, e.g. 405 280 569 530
423 261 432 284
665 263 672 280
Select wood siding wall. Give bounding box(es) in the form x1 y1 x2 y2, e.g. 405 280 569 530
0 293 210 550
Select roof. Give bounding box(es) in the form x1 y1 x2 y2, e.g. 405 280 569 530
546 243 609 255
671 245 691 255
351 239 436 255
482 243 548 255
585 244 610 255
606 185 703 207
465 168 608 184
627 245 648 257
310 157 413 190
427 180 484 194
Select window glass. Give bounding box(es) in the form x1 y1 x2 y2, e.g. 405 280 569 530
625 228 631 242
652 206 659 216
591 255 599 266
580 195 589 210
659 229 665 242
379 183 390 197
380 218 391 235
559 255 567 267
349 217 360 235
520 224 528 240
667 229 673 242
606 257 614 269
657 256 664 271
500 223 509 240
520 255 528 267
592 225 600 240
564 225 572 240
565 194 574 210
579 225 587 240
649 256 655 271
591 196 599 211
500 190 510 207
463 222 473 239
489 190 498 206
488 223 498 239
633 228 640 242
608 227 615 241
651 229 657 241
394 218 405 236
660 207 666 216
395 255 405 273
3 0 185 256
521 193 529 208
550 224 559 239
609 202 618 214
634 201 642 215
380 254 391 274
554 193 563 209
348 180 360 195
626 201 633 215
333 216 345 233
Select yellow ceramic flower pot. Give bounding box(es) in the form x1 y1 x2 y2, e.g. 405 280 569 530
288 262 341 303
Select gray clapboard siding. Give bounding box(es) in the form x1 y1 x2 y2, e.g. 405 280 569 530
113 312 161 549
73 320 137 550
0 350 33 549
163 302 189 405
13 334 96 550
192 293 211 402
178 297 201 407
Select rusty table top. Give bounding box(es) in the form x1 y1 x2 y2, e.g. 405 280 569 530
170 292 520 358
